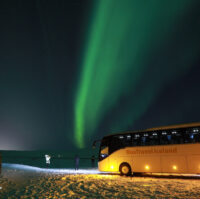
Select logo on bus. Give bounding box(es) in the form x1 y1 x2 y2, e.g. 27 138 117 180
126 147 177 155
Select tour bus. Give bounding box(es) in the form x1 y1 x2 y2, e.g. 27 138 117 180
94 122 200 175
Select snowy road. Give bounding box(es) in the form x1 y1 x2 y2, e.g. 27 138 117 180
0 164 200 198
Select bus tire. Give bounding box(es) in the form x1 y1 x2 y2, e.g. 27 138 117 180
119 163 132 176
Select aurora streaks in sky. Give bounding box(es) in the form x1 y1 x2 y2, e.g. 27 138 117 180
0 0 200 151
75 0 200 148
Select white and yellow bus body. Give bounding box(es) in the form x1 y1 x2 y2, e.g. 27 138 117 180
98 123 200 175
99 143 200 174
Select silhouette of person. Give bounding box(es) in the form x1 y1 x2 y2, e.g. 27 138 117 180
91 155 95 168
75 155 79 170
45 154 51 168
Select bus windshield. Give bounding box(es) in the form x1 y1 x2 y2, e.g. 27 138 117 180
99 137 110 161
99 134 133 160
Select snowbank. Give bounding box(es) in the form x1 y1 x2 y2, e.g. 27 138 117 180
1 163 200 198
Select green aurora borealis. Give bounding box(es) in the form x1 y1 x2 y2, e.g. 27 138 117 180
75 0 200 148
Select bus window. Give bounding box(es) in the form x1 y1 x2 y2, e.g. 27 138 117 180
190 130 194 142
149 132 159 145
141 133 150 146
119 134 132 147
99 137 110 161
167 134 172 142
160 131 168 145
100 146 108 156
109 135 125 154
171 130 181 144
125 134 132 146
192 128 200 142
184 128 196 143
141 136 146 146
132 134 140 146
99 147 109 160
184 130 190 143
193 128 199 133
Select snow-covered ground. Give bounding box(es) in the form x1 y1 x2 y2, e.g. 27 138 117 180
1 164 200 198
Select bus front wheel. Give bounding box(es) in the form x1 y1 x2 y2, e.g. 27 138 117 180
119 163 132 176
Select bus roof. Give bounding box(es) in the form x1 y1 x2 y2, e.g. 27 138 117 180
146 122 200 131
104 122 200 138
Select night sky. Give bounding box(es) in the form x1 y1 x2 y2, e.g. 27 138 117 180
0 0 200 150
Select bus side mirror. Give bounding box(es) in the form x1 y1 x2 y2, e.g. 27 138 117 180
92 141 96 149
92 139 101 149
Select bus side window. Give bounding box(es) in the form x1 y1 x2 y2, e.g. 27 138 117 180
171 130 181 144
177 128 184 144
125 135 132 147
167 134 172 144
195 133 200 142
132 134 140 146
141 133 150 146
109 136 118 154
184 128 195 143
119 135 131 147
141 136 146 146
189 131 195 143
149 132 159 146
193 128 200 143
160 131 168 145
184 129 189 143
109 135 125 154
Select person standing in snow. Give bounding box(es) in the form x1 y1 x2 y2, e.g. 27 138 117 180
75 155 79 170
91 155 95 168
45 154 51 168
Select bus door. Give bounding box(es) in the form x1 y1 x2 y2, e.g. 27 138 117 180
99 138 110 171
